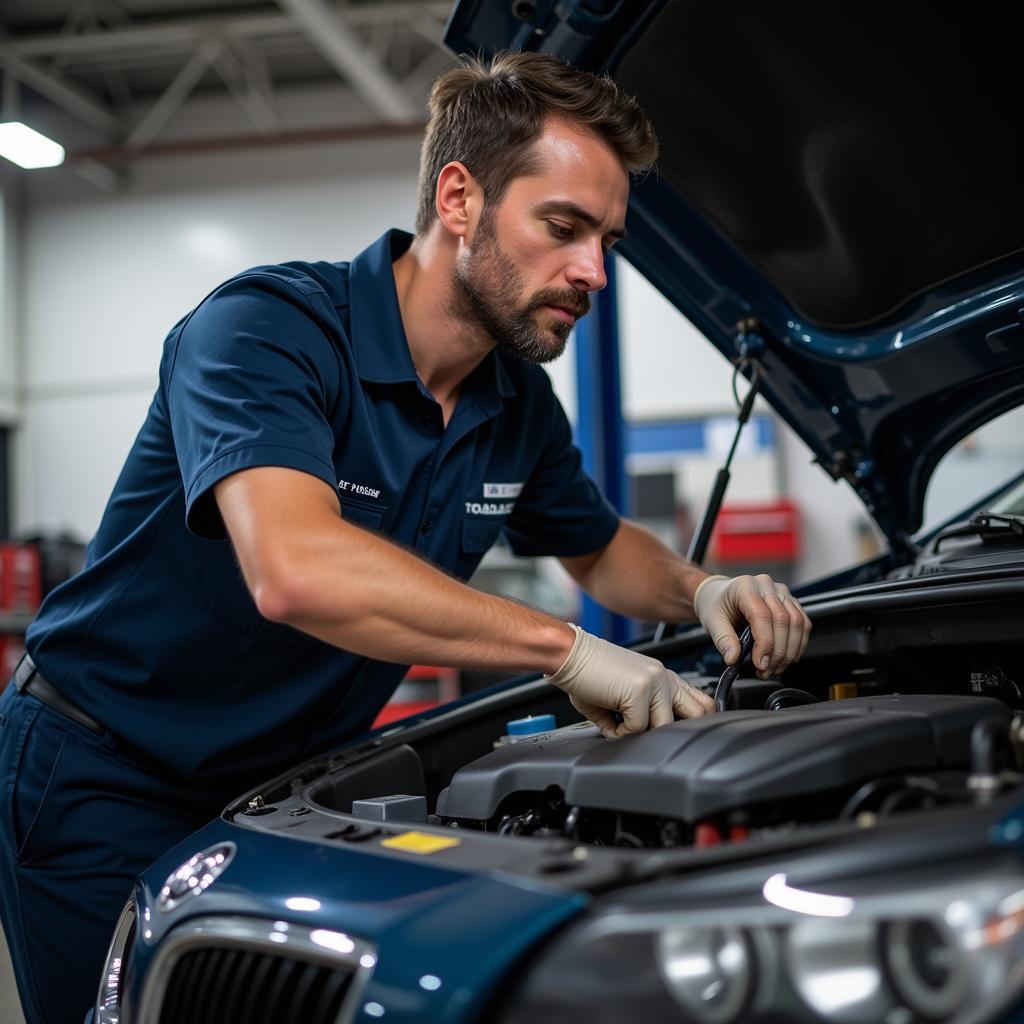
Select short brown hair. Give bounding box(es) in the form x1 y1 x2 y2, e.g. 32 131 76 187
415 51 658 235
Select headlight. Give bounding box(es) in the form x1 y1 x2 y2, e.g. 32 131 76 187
495 864 1024 1024
95 895 138 1024
882 918 970 1019
657 927 755 1023
157 840 236 911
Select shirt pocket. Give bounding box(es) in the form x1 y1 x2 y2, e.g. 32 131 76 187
461 516 505 554
339 499 388 532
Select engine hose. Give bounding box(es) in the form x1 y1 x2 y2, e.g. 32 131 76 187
765 688 819 710
877 778 941 817
840 776 905 819
713 626 755 712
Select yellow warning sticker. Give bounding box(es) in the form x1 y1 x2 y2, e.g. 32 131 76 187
380 831 462 855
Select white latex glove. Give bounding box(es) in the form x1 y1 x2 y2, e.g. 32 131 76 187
693 573 812 678
545 624 714 737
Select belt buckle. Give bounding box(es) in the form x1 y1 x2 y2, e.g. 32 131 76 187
12 655 34 694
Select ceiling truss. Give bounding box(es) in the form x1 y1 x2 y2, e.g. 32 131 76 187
0 1 454 184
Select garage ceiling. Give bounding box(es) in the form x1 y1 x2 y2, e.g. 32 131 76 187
0 0 455 173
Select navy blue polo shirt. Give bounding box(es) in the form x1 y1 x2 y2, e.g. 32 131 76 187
26 230 619 786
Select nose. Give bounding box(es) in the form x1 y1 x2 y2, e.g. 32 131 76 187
567 238 607 293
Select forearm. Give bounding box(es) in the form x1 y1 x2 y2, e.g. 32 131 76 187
216 468 574 673
563 519 709 622
266 520 574 672
570 520 813 675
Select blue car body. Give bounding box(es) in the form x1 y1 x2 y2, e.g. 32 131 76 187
121 820 585 1022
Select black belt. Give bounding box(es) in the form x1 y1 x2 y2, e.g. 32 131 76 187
13 655 104 735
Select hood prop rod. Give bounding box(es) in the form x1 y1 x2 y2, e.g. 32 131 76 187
654 326 764 643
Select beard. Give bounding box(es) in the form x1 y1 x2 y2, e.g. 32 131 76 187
450 208 590 365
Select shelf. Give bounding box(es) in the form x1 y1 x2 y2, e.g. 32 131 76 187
0 613 35 633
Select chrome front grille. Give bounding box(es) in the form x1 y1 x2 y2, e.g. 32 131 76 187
138 917 376 1024
158 947 354 1024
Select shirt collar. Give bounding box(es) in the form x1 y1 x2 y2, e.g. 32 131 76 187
349 229 418 384
349 229 518 400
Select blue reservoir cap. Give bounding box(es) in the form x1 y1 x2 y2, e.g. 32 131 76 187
505 714 557 736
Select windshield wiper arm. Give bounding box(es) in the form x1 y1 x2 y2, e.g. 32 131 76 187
968 511 1024 536
931 510 1024 551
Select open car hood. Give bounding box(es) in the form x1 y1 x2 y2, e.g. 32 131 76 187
444 0 1024 554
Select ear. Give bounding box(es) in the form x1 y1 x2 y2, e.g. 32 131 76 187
435 161 483 239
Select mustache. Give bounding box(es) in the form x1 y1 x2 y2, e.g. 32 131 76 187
530 288 591 319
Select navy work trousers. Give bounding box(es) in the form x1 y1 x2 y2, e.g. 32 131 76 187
0 684 223 1024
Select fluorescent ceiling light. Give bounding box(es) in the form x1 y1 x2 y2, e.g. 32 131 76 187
0 122 65 169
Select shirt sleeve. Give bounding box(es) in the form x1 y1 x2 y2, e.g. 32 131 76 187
503 376 621 558
164 271 342 540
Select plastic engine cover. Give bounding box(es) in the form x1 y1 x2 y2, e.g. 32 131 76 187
436 694 1009 823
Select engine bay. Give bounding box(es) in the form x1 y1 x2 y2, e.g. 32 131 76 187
434 694 1012 849
230 570 1024 873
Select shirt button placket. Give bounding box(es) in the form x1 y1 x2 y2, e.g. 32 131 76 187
418 400 442 543
422 403 441 432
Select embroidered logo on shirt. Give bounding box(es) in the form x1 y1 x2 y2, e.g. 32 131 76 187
467 482 523 516
338 479 382 499
466 501 515 516
483 482 523 499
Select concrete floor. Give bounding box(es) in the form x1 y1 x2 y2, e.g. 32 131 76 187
0 929 25 1024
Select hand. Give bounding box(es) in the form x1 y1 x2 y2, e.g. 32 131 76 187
693 574 811 678
546 625 714 737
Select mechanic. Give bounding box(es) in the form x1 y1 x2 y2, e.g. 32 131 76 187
0 52 809 1024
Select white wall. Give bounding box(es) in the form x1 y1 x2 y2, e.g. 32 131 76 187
0 168 22 425
17 135 422 536
618 259 737 420
923 406 1024 531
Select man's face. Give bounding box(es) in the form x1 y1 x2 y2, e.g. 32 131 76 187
451 117 630 364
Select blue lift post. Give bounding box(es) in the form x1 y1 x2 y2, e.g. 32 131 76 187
572 255 631 644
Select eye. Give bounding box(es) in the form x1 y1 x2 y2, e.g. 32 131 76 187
602 235 622 256
546 221 574 241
